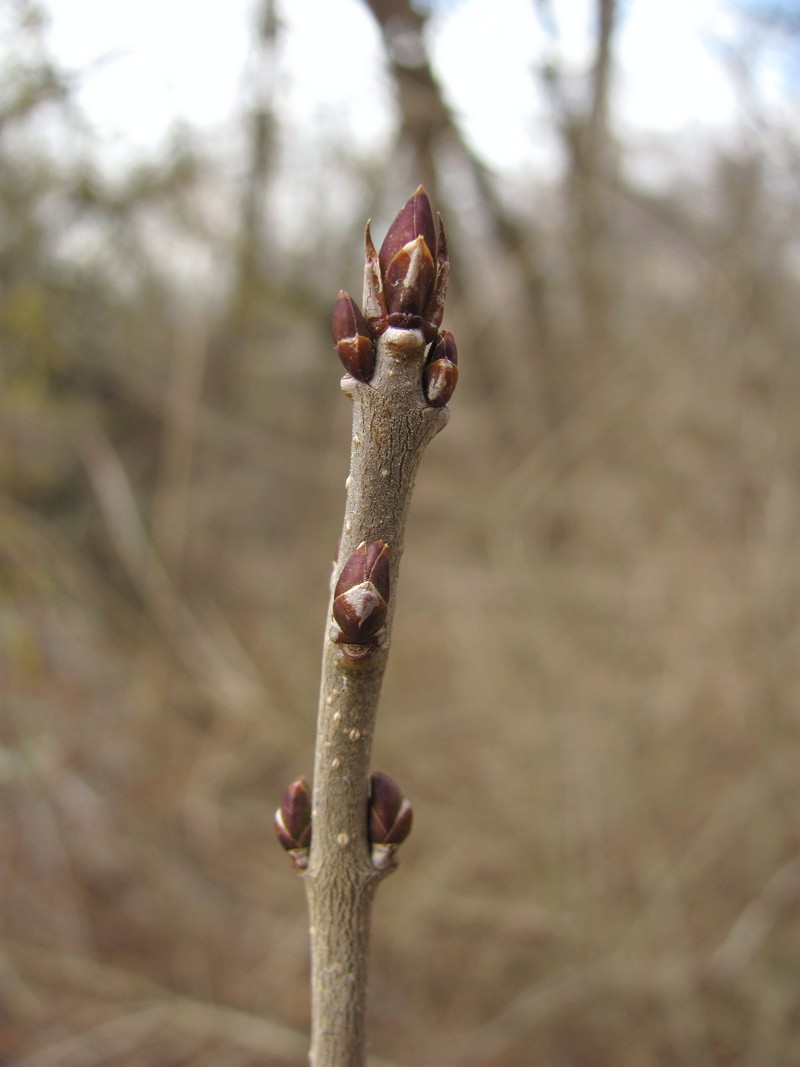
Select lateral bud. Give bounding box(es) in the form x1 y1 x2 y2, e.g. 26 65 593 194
363 224 388 334
331 290 376 382
368 771 413 870
274 777 312 870
330 540 390 647
423 330 459 408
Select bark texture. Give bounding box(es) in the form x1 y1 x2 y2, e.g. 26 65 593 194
305 326 448 1067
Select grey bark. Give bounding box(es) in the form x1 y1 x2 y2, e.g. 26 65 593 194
304 326 449 1066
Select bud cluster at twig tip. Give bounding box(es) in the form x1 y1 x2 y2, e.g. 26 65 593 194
274 777 312 870
364 185 448 341
330 186 458 408
368 771 413 870
330 541 390 654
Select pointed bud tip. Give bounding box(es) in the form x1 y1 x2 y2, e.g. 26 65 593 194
379 187 437 279
331 290 367 344
369 771 413 847
332 291 376 380
275 777 312 852
424 331 458 406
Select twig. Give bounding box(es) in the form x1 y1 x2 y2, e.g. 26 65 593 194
275 187 457 1066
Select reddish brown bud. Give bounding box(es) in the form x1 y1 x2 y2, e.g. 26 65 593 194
378 186 437 279
369 771 413 870
331 290 376 381
362 188 449 341
423 330 459 407
331 541 390 645
383 235 437 318
427 329 458 367
275 777 311 869
331 289 368 346
335 539 390 601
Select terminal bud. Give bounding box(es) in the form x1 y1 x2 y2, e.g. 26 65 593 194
363 186 449 341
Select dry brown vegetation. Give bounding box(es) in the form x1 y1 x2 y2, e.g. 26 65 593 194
2 1 800 1064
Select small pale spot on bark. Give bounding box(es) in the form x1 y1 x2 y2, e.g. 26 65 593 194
332 710 341 724
331 757 340 770
380 469 389 479
349 727 361 741
337 832 349 847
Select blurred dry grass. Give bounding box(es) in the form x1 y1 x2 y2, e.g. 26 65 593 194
2 4 800 1065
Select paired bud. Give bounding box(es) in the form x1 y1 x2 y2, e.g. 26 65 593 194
368 771 413 870
363 185 449 341
331 290 376 382
275 772 412 872
274 777 312 870
423 330 459 408
330 540 390 649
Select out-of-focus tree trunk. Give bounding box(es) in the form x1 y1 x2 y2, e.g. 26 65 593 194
236 0 279 297
543 0 619 351
360 0 443 198
208 0 279 408
362 0 558 432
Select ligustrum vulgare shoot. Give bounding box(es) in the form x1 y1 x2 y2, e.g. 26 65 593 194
275 187 456 1067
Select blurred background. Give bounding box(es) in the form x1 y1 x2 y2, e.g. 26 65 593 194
2 0 799 1063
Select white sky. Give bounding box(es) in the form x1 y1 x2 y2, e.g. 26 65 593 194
40 0 776 182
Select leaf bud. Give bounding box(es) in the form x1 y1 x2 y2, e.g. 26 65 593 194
274 777 311 870
331 541 390 646
378 185 437 280
368 771 413 870
383 235 437 320
363 187 448 340
331 290 376 382
423 330 459 408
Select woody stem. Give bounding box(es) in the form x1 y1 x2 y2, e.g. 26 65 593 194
304 326 448 1067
